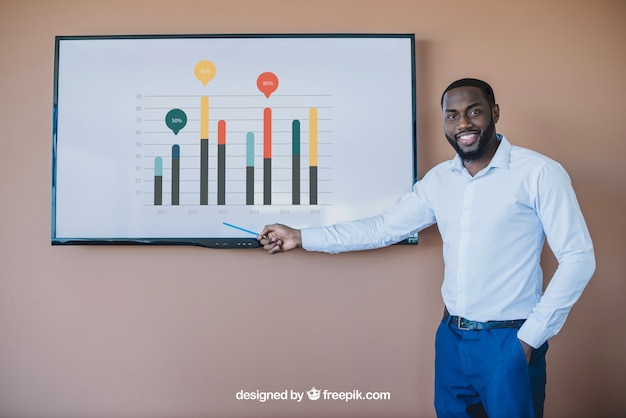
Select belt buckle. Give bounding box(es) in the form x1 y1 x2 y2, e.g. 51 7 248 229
457 316 470 331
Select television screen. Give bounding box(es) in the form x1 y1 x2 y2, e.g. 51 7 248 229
51 34 417 248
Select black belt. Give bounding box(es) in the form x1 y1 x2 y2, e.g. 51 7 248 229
443 308 525 331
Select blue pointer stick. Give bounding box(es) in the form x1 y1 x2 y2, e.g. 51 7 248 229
222 222 261 237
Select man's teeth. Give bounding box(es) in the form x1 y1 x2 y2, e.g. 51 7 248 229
457 133 478 145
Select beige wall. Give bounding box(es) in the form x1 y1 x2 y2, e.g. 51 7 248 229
0 0 624 416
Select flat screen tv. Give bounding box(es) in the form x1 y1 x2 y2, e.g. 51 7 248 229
51 34 417 248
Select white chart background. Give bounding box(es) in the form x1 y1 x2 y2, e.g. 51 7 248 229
53 36 416 239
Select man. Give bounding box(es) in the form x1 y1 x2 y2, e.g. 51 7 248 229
258 78 595 417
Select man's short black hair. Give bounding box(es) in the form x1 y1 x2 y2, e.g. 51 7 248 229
441 78 496 108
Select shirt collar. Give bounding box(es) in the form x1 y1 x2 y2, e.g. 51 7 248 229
450 134 511 174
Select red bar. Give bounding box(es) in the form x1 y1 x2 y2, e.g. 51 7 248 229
263 108 271 159
218 120 226 145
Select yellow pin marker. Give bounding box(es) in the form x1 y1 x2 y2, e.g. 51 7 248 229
194 60 216 86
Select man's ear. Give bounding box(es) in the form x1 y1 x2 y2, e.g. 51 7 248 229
492 104 500 123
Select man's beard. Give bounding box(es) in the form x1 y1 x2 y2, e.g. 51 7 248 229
446 117 496 162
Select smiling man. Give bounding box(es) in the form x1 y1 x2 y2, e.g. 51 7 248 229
258 78 596 417
442 79 500 176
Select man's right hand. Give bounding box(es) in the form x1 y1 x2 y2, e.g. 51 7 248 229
258 223 302 254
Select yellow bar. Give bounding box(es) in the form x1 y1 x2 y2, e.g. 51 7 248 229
200 96 209 139
309 107 318 167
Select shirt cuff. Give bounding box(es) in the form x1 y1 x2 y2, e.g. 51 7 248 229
300 227 327 252
517 315 547 349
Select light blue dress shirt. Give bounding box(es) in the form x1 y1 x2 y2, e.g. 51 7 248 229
301 135 595 348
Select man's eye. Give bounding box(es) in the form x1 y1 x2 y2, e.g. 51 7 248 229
446 114 457 120
469 109 481 116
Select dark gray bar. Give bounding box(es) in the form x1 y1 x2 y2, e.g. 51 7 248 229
200 139 208 205
292 155 300 205
154 176 163 205
309 166 317 205
172 160 179 205
246 166 254 205
218 143 226 205
264 158 271 205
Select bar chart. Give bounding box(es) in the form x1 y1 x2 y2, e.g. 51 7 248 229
145 64 331 208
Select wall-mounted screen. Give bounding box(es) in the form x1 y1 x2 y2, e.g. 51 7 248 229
51 34 417 248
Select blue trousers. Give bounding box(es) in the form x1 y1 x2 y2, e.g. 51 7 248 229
434 319 548 417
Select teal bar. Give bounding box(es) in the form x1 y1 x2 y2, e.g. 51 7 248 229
292 120 300 155
154 157 163 176
246 132 255 166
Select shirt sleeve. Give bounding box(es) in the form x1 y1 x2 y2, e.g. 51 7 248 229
301 184 437 254
517 161 596 348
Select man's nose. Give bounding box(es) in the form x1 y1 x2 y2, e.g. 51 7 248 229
458 114 473 129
